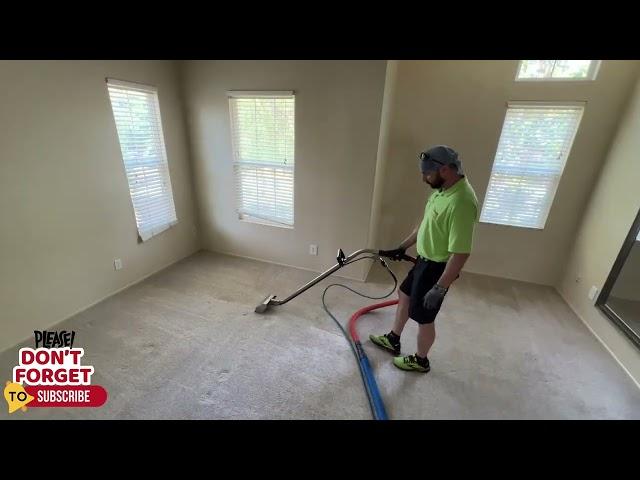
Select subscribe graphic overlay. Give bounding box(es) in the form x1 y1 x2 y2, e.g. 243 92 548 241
4 331 108 414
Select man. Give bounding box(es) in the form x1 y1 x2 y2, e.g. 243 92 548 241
372 145 478 373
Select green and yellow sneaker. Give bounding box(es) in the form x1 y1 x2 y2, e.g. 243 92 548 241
369 332 401 356
393 354 430 373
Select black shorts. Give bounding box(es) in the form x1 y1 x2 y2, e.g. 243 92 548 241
399 257 448 324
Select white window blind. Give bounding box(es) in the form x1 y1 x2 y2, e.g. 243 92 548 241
516 60 601 81
229 91 295 227
480 103 584 229
107 79 177 241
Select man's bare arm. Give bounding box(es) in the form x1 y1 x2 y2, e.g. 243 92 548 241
438 253 470 288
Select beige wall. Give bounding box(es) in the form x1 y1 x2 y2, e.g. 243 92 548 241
371 60 640 285
367 61 398 252
0 61 200 353
559 76 640 386
611 241 640 302
181 61 386 281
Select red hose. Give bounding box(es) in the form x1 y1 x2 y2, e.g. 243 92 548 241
348 299 398 341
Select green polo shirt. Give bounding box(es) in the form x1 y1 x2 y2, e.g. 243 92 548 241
416 177 478 262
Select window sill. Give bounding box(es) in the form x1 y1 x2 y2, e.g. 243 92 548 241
239 214 294 230
478 220 544 231
515 77 596 82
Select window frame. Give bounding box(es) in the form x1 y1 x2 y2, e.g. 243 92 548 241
227 90 296 229
106 77 178 242
479 100 585 230
515 60 602 82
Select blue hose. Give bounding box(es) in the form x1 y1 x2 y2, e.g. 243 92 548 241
354 342 388 420
320 255 398 420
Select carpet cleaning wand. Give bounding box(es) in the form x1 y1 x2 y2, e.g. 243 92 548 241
254 248 413 313
254 247 415 420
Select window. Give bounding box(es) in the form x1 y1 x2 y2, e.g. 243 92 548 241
480 102 584 229
107 79 177 241
228 91 295 227
516 60 601 81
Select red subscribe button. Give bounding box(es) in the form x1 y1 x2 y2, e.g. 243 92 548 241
24 386 108 407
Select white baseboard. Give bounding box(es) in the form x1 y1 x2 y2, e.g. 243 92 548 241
208 248 367 283
557 288 640 391
463 265 553 287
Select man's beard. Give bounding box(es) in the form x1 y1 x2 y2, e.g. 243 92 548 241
427 177 444 189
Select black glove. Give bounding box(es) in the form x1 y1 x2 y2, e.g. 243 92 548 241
423 284 448 310
379 246 406 261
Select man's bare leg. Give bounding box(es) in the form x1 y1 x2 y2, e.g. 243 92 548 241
391 290 411 336
417 322 436 358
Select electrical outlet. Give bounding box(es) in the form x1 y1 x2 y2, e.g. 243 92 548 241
114 258 123 271
588 285 599 301
309 244 318 256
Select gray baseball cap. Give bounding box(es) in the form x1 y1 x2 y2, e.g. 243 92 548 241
419 145 464 175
